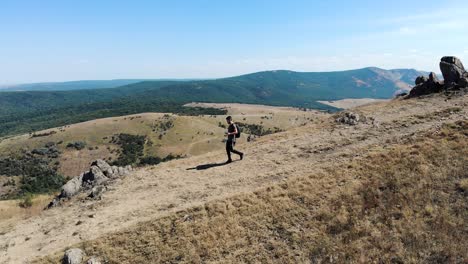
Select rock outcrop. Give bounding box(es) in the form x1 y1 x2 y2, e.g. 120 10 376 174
408 71 444 97
440 56 466 86
408 56 468 98
62 248 84 264
335 112 362 125
61 174 84 198
48 159 132 208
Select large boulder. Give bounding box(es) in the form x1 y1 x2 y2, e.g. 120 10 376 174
428 72 439 82
82 166 108 186
408 71 444 97
60 174 84 198
63 248 84 264
415 75 428 85
91 159 112 175
440 56 466 86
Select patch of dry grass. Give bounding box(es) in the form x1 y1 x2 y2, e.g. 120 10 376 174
0 194 54 222
37 120 468 263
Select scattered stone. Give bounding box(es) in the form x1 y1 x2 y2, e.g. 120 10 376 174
62 248 84 264
88 186 106 199
336 112 361 125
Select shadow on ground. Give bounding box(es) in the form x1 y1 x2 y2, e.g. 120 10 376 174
187 161 237 170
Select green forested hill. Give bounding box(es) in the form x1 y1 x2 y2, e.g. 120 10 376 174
0 67 424 137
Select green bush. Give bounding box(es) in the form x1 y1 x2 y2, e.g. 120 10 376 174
18 193 33 208
66 141 86 150
112 134 147 166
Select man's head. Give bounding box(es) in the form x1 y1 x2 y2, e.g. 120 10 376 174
226 116 232 124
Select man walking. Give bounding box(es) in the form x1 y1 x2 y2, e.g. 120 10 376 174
225 116 243 164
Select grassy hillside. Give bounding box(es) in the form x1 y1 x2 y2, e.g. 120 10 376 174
0 67 424 137
65 123 467 263
30 93 468 264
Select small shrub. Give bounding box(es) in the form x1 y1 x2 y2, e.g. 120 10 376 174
457 179 468 192
66 141 86 150
18 193 33 208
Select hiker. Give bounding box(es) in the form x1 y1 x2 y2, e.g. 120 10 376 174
225 116 243 163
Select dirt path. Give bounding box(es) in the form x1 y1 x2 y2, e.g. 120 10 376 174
1 94 466 263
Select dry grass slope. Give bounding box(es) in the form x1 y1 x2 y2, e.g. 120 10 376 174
38 121 468 263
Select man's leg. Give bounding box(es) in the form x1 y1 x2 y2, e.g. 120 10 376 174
231 141 243 159
226 140 232 162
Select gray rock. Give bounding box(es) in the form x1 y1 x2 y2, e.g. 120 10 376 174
86 257 101 264
428 72 439 82
459 77 468 88
63 248 84 264
408 71 444 98
440 56 466 85
91 159 112 176
415 75 428 85
82 166 108 185
336 112 360 125
88 186 106 199
60 174 83 198
48 159 133 208
47 197 61 208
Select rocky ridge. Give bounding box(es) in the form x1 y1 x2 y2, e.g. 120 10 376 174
409 56 468 97
48 159 132 208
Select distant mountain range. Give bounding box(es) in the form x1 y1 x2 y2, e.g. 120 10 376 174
0 79 198 92
0 67 427 137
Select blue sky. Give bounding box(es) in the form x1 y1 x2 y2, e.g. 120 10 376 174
0 0 467 84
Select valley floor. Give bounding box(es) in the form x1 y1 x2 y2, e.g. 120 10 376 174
0 93 467 263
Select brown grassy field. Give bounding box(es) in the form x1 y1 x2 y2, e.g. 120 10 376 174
0 194 54 225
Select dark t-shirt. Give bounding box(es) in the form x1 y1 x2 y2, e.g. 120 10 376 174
227 123 236 141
